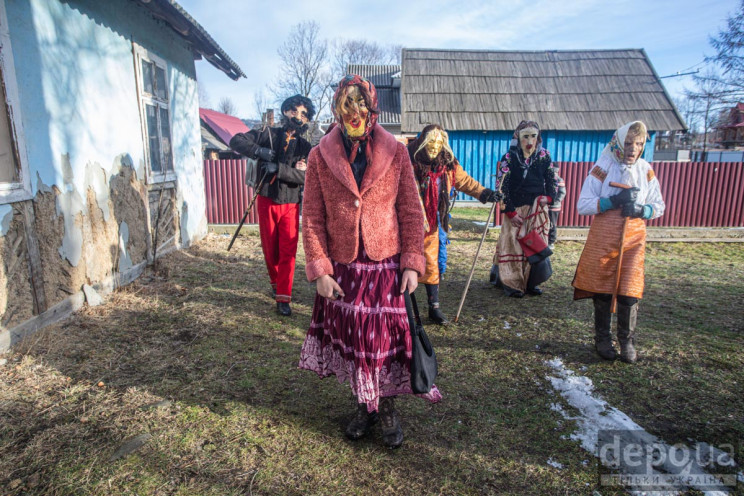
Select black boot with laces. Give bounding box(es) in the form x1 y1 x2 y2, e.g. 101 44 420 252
345 403 378 440
379 397 403 448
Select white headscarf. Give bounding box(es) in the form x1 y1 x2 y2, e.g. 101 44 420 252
600 121 648 168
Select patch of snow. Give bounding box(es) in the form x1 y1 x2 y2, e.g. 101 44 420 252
547 458 564 469
546 357 739 495
503 321 511 329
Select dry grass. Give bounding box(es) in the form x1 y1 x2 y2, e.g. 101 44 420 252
1 226 742 495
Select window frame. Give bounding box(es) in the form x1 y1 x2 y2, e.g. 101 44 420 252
0 0 32 204
133 43 175 184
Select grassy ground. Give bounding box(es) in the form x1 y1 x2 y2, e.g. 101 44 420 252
1 222 742 495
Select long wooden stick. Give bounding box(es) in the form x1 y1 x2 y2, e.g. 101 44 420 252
227 170 267 252
454 201 498 323
608 181 631 313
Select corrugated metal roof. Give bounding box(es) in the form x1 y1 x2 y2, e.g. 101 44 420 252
401 49 686 133
134 0 245 80
347 65 400 87
199 108 250 145
346 65 401 124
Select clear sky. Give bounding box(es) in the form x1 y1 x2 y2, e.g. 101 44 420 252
177 0 739 119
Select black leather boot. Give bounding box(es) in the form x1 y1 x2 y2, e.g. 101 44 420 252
277 301 291 316
593 295 617 360
617 298 638 363
425 284 449 325
379 397 403 448
345 402 378 440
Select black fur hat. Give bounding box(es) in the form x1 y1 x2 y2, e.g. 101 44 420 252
280 94 316 122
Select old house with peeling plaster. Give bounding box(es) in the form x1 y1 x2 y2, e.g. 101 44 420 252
0 0 244 350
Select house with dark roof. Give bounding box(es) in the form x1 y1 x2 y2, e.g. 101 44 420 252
400 49 686 199
347 64 402 136
0 0 243 348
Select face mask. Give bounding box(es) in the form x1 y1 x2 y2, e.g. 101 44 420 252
340 86 369 138
519 127 539 158
425 131 444 160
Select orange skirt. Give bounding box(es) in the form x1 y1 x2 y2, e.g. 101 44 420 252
572 209 646 300
420 229 441 285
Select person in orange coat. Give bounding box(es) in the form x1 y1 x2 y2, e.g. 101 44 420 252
299 75 441 449
408 124 501 324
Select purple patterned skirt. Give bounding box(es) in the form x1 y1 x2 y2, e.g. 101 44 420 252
299 249 442 412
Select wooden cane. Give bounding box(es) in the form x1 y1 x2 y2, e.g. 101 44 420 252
227 170 268 252
608 181 632 313
454 200 498 323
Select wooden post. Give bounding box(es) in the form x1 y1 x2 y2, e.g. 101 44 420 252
608 181 631 313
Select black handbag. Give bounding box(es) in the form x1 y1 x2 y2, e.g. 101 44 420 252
404 290 438 394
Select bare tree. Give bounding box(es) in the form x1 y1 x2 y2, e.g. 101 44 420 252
706 0 744 99
198 85 211 109
218 97 237 116
388 44 403 65
331 39 402 80
252 89 270 122
673 96 702 148
331 39 386 78
274 21 332 119
684 71 728 156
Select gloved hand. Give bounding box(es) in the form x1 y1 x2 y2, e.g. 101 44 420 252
479 188 502 203
609 187 639 208
256 146 276 162
621 203 645 218
263 162 278 177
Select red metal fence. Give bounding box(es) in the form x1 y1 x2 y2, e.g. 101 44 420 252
556 161 744 227
204 160 744 227
204 159 258 224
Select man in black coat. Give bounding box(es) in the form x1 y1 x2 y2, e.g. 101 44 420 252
230 95 315 316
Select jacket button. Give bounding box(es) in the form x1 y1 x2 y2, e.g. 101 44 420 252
354 199 360 207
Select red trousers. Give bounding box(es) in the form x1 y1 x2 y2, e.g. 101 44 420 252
256 196 300 302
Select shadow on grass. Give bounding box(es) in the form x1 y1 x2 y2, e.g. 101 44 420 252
3 234 743 495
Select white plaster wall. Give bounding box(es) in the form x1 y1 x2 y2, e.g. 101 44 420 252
4 0 208 265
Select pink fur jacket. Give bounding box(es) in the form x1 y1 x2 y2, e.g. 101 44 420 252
302 124 425 282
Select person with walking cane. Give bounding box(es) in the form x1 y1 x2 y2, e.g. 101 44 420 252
229 95 315 316
489 120 557 297
298 75 441 449
408 124 501 325
572 121 665 363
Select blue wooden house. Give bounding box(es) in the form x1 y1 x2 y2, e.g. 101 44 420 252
0 0 243 348
400 49 686 199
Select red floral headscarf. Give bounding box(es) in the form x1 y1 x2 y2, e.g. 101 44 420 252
331 74 380 163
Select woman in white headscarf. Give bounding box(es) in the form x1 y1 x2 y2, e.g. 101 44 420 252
572 121 665 364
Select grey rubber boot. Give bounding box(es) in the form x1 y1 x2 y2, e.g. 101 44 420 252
593 296 617 360
379 397 403 448
345 402 378 440
617 300 638 363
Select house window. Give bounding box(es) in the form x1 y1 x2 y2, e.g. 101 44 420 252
0 80 19 184
0 1 31 204
0 0 31 204
134 45 173 182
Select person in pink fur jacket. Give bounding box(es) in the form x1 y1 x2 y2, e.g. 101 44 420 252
298 75 441 449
